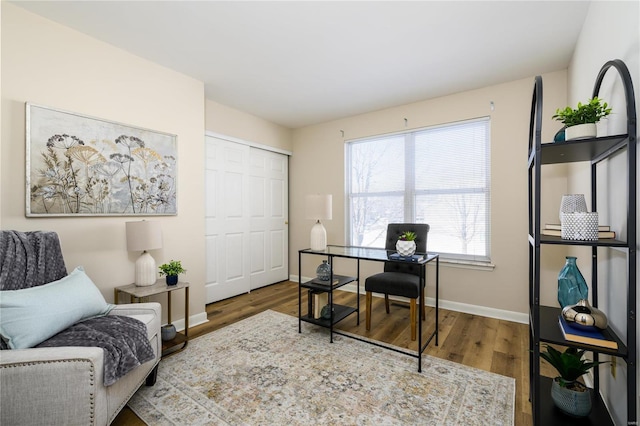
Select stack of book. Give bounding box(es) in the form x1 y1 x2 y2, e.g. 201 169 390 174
558 316 618 349
542 223 615 239
389 253 424 262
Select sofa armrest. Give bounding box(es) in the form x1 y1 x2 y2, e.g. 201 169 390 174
0 346 107 425
108 301 161 318
109 302 162 359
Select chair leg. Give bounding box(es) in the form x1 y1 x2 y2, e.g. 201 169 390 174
366 291 372 331
145 364 158 386
384 294 390 313
410 298 417 341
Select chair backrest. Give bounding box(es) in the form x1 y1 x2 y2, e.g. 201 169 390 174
383 223 429 276
0 231 67 291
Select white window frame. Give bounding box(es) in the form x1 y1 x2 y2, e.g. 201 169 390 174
345 117 491 263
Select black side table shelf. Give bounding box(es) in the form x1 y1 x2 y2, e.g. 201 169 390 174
299 274 358 332
114 280 190 357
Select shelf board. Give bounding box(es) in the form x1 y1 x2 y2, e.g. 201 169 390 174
538 234 628 248
538 134 628 165
300 304 357 327
535 377 614 425
535 306 628 357
301 274 357 292
161 332 187 357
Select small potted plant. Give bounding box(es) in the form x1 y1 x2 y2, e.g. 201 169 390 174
540 344 606 417
158 260 186 286
552 97 611 141
396 231 417 256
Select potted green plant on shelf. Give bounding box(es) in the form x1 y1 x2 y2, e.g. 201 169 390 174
396 231 417 256
552 97 612 141
540 344 606 417
159 260 186 286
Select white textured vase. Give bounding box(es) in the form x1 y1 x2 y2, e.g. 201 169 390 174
396 240 416 256
559 194 587 223
561 212 599 241
565 123 596 141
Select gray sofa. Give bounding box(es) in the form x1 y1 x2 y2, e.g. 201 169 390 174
0 231 161 425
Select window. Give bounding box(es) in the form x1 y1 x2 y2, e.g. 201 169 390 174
346 118 491 262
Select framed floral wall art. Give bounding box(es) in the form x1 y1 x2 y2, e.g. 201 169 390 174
26 103 177 216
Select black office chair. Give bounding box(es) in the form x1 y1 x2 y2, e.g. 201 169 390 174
365 223 429 341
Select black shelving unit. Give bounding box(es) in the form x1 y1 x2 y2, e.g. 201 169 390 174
297 258 359 343
528 59 637 425
299 273 358 333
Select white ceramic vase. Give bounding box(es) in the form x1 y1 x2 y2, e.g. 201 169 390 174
559 194 587 223
396 240 416 256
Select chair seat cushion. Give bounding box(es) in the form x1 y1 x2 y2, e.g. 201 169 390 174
365 272 421 299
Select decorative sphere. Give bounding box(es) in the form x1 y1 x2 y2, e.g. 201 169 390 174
316 261 331 281
562 299 608 330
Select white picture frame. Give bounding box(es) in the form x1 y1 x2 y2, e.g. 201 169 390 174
26 103 177 216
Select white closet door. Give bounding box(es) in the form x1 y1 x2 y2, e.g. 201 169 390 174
205 137 251 303
205 135 289 303
249 148 289 289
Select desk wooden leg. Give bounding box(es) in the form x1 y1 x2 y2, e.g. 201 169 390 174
410 299 417 341
365 292 372 331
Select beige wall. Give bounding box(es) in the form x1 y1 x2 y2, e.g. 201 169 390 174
565 1 639 423
205 99 292 151
1 3 206 325
291 71 568 317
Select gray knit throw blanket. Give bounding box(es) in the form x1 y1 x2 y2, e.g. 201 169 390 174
0 230 68 290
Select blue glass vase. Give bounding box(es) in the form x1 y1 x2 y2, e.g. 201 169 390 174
557 256 588 308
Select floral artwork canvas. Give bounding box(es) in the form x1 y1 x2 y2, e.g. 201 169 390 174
26 103 177 216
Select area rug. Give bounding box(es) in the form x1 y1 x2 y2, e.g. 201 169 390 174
129 310 514 425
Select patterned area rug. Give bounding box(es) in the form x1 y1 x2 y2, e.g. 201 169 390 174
129 310 514 425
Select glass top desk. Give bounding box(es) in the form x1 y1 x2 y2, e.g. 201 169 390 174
298 245 439 372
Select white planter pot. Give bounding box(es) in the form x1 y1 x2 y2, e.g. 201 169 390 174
396 240 416 256
565 123 596 141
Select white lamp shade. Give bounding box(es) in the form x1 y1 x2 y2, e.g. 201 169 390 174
305 194 332 220
126 220 163 251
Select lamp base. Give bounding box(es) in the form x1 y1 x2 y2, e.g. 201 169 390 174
310 220 327 251
135 251 157 286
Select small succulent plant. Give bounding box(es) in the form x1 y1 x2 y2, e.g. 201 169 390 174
398 231 417 241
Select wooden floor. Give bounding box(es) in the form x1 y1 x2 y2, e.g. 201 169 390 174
113 280 535 425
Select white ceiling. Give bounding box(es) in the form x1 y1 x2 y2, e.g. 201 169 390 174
12 1 590 129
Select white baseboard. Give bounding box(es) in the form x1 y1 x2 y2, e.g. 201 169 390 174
171 311 209 332
291 274 528 325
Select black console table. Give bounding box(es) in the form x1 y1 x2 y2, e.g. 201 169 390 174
298 245 439 371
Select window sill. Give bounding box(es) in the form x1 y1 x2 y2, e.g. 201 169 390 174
440 258 495 271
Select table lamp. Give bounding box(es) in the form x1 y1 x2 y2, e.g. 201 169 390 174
305 194 332 251
126 220 163 286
